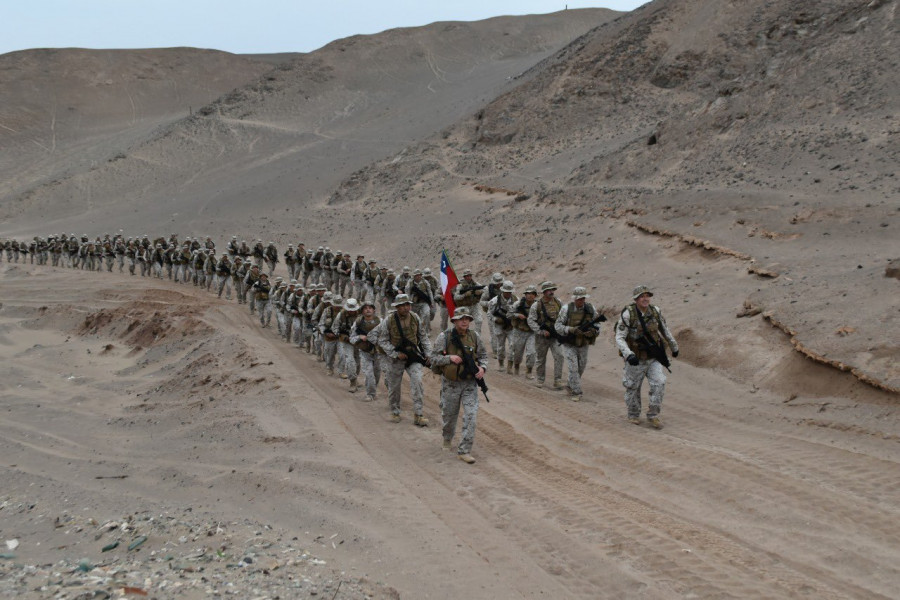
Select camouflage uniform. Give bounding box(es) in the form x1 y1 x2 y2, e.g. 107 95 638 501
216 255 234 299
486 281 517 370
429 307 488 461
318 295 340 374
252 274 273 327
527 281 565 388
452 269 485 333
375 295 432 423
554 288 603 400
405 271 434 334
509 286 538 378
332 299 362 390
615 286 678 427
349 304 382 401
481 273 504 347
351 256 368 301
244 266 262 314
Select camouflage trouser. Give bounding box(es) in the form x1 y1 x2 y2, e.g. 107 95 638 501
440 378 479 455
264 258 277 276
338 275 350 297
323 337 338 372
509 329 536 369
412 303 432 335
290 315 303 345
383 359 424 417
623 359 667 418
153 262 164 278
562 344 589 395
533 335 563 383
364 283 376 303
353 280 366 301
359 351 381 398
438 304 449 331
217 276 232 299
275 305 285 334
259 300 272 326
116 255 124 272
338 341 359 380
491 323 513 363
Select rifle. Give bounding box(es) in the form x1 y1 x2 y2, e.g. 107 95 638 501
457 284 486 294
450 329 489 402
410 284 434 306
492 304 512 329
393 313 429 368
636 310 672 372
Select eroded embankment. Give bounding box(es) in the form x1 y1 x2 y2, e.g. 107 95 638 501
626 219 899 395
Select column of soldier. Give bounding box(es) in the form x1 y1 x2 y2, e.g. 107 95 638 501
4 232 679 462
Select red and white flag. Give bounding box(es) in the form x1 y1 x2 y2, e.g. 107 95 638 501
440 249 459 318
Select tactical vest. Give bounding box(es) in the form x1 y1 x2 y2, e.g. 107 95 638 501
513 298 534 332
387 312 418 349
440 329 478 382
622 304 663 360
353 316 381 353
337 311 358 341
564 302 597 347
354 262 366 278
255 281 271 301
536 297 562 327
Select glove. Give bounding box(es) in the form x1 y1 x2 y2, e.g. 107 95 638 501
597 315 608 322
672 350 679 358
627 354 640 366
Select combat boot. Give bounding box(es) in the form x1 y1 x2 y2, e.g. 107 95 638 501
514 363 520 375
648 416 663 429
348 378 358 393
525 366 534 380
498 358 504 369
442 439 452 451
391 414 401 423
414 414 429 427
553 378 564 390
458 454 476 464
506 360 513 374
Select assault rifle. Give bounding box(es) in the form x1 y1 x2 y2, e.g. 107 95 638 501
451 329 489 402
410 285 434 306
393 313 430 368
493 305 512 329
635 309 672 372
457 284 486 294
396 337 429 368
560 313 607 345
637 334 671 372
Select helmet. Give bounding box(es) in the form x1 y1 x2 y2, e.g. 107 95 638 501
501 280 515 293
491 272 503 283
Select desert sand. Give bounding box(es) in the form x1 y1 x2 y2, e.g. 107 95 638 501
1 1 898 598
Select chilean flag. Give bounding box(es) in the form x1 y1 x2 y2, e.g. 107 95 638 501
440 249 459 318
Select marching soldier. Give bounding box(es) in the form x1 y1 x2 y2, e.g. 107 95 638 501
486 280 517 372
405 269 435 334
318 294 341 375
527 281 565 389
452 269 485 336
614 285 679 429
244 265 262 314
509 284 538 379
252 272 273 327
429 306 488 464
216 253 234 299
333 297 362 390
375 294 431 426
555 287 605 402
349 299 383 401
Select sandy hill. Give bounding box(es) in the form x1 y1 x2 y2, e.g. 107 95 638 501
328 0 899 391
0 48 282 206
0 9 619 236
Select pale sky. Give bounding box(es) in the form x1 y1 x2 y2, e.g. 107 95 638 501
3 1 646 56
